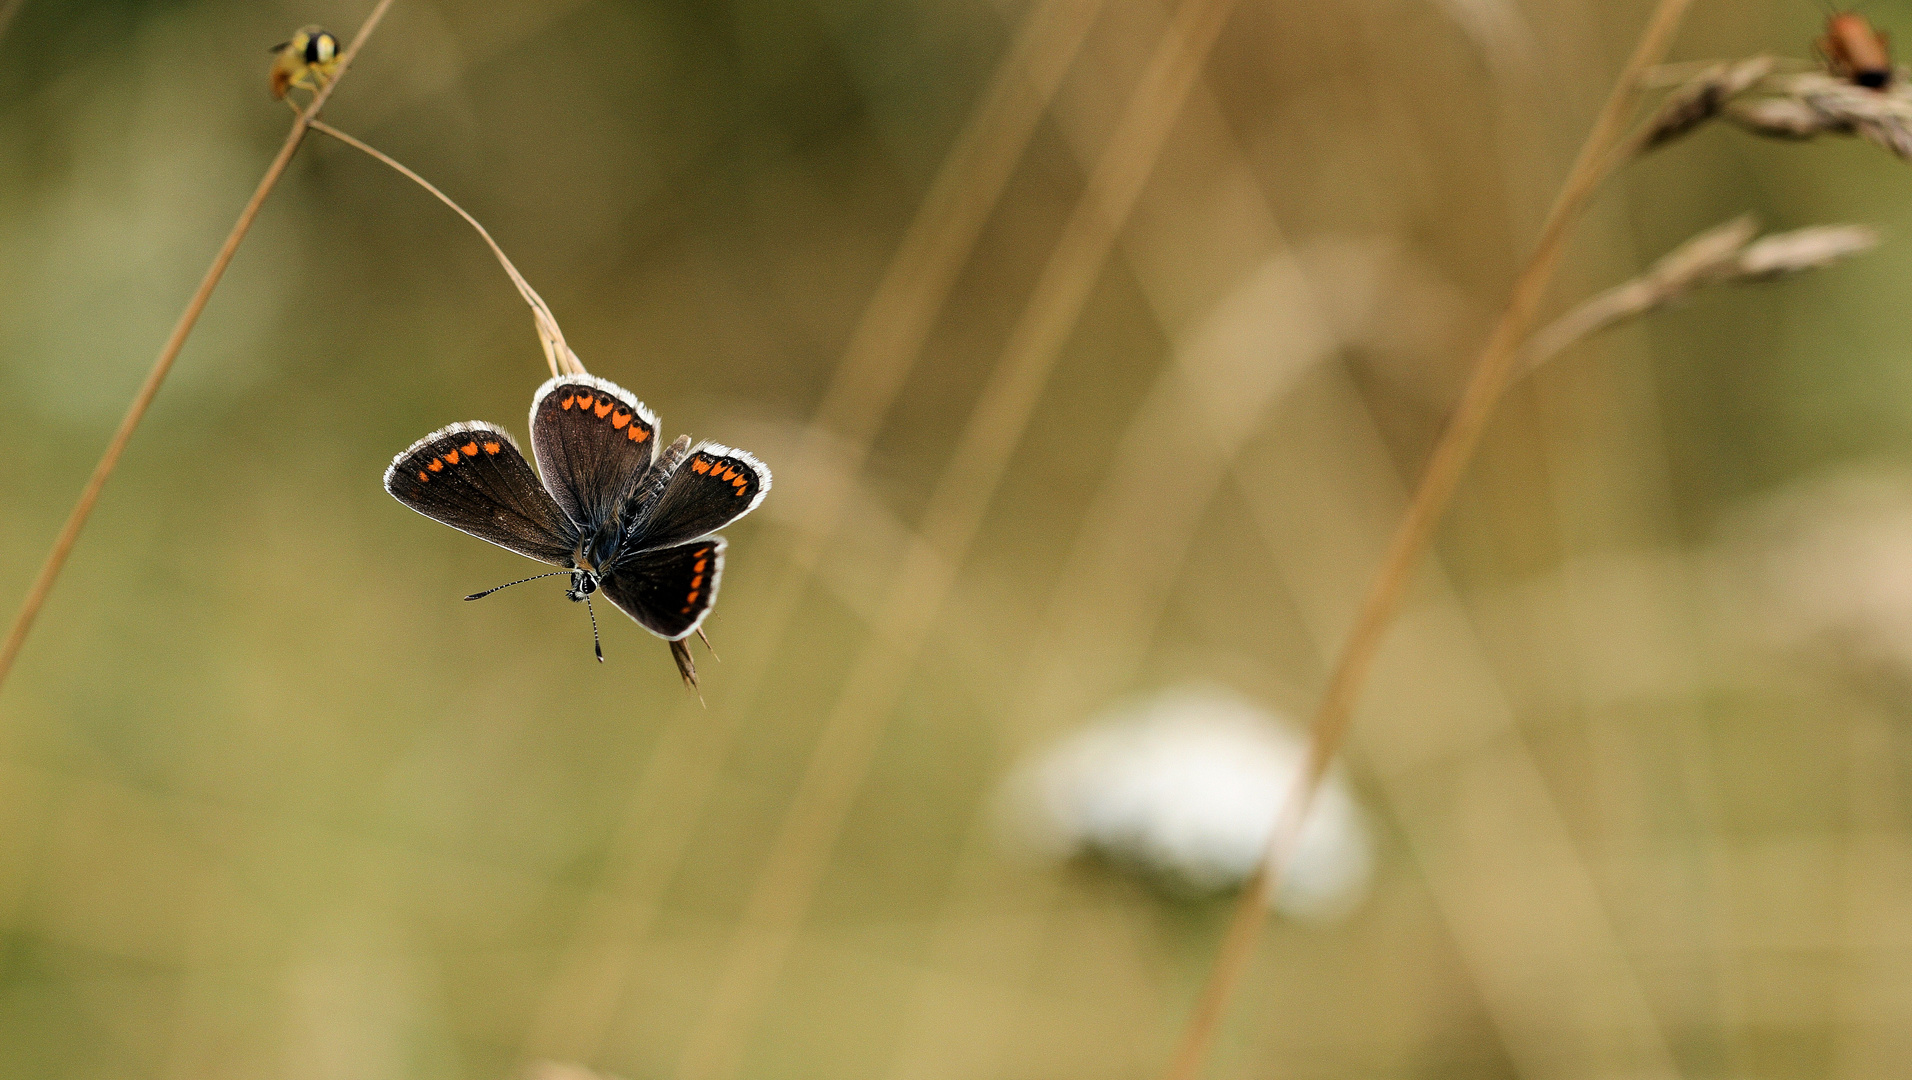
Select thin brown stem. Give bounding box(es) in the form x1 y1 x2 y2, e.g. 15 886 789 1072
1157 0 1697 1077
0 0 397 694
306 119 584 378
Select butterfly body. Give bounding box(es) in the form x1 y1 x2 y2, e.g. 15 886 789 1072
384 375 769 684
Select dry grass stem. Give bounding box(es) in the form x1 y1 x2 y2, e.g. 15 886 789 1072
1228 384 1687 1080
1636 56 1775 151
1728 95 1832 138
1159 1 1697 1077
668 1 1244 1077
1736 222 1879 274
1729 71 1912 159
306 119 585 378
1519 216 1878 376
515 0 1108 1062
0 0 397 695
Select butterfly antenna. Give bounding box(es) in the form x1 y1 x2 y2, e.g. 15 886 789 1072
465 571 568 601
586 597 604 662
696 626 721 662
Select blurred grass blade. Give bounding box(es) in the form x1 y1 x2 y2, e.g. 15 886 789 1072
0 0 24 52
1160 0 1697 1076
516 0 1109 1061
668 0 1247 1076
0 0 398 695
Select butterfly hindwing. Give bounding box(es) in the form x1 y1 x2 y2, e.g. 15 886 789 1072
600 537 725 640
630 442 771 551
529 375 659 531
384 422 578 565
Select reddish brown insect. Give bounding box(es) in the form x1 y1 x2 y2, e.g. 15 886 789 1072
1819 11 1893 89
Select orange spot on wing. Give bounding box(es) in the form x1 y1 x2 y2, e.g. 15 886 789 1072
417 470 429 482
594 401 614 418
692 458 711 474
560 395 575 410
483 441 501 454
575 393 594 410
428 460 444 472
686 590 699 603
627 425 648 442
690 574 703 589
443 451 460 465
612 411 631 429
461 442 478 456
681 606 692 614
694 559 707 573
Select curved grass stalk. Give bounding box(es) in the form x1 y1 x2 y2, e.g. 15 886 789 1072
305 120 585 379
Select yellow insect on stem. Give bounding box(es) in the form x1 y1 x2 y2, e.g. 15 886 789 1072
269 26 341 101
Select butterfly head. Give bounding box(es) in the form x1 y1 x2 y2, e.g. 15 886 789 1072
566 525 623 601
565 569 598 602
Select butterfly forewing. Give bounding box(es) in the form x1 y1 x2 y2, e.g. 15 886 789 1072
384 422 578 564
630 442 771 551
530 375 659 531
600 537 725 640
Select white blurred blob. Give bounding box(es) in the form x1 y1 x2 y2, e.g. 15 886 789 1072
1007 687 1373 922
1725 468 1912 692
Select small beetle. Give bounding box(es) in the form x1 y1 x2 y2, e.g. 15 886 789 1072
1819 11 1893 90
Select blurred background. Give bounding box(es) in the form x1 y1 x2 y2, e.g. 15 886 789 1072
3 0 1912 1076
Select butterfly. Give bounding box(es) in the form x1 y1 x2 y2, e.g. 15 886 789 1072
383 374 770 688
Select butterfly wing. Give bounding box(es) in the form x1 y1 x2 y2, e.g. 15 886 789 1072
599 537 725 640
627 442 771 551
384 422 578 565
529 374 660 532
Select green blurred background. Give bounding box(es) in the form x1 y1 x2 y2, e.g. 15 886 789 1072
6 0 1912 1076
